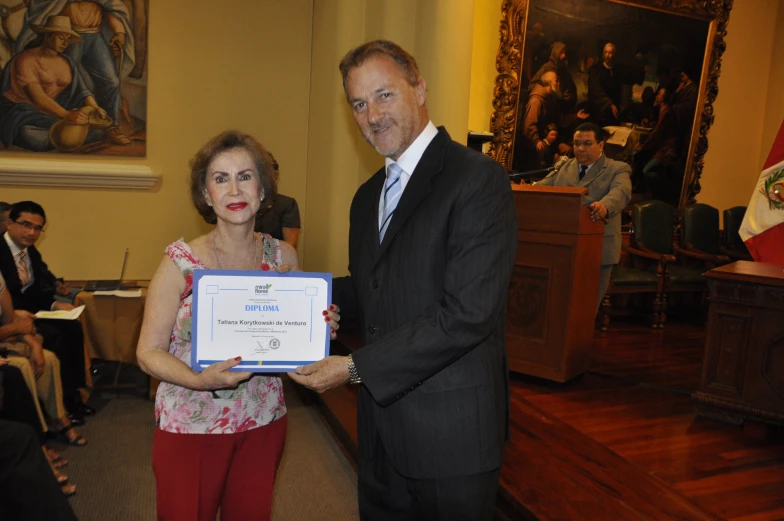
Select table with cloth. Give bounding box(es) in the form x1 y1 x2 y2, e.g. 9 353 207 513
73 282 155 396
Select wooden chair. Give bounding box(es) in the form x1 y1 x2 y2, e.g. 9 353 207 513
721 206 753 261
600 201 673 330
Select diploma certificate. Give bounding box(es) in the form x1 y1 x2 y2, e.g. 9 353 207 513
192 270 332 373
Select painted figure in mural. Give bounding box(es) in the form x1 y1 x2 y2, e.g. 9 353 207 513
587 42 646 127
16 0 136 146
0 16 111 151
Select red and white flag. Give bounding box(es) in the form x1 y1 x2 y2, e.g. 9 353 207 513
739 119 784 264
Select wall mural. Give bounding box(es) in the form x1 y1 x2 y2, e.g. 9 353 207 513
0 0 148 157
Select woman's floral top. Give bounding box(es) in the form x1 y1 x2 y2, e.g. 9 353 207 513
154 236 286 434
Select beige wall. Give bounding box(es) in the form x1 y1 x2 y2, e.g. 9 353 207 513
699 0 783 216
468 0 502 133
0 0 314 280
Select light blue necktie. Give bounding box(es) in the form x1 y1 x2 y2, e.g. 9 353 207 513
380 163 403 241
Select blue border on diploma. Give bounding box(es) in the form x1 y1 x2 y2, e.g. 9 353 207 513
192 270 332 373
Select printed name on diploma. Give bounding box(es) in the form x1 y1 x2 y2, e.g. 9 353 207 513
191 270 332 373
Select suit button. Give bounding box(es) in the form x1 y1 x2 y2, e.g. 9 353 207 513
368 325 377 334
372 279 379 289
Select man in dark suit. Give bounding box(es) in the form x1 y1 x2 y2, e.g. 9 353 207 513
289 40 517 520
534 122 632 311
0 201 92 419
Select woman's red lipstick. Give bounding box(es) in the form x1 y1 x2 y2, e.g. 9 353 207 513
226 202 248 211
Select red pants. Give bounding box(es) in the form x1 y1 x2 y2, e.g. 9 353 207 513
152 416 287 521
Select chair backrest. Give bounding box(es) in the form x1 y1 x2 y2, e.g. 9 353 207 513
682 203 720 254
723 206 749 252
633 200 674 254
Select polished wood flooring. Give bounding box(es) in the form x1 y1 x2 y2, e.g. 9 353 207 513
315 319 784 521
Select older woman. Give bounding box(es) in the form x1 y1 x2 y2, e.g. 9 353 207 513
137 130 338 521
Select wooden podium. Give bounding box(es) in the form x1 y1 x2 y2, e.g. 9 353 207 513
506 184 604 382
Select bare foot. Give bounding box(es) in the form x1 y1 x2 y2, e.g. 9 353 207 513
61 483 77 497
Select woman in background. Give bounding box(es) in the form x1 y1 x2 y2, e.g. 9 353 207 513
254 154 301 248
137 130 338 521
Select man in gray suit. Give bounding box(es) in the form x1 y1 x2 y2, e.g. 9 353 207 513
289 40 517 520
535 122 631 312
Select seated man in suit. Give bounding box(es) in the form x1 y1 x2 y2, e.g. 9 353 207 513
534 122 632 312
0 201 93 420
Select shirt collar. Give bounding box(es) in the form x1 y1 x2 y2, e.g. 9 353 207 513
580 153 604 173
4 232 23 258
384 121 438 176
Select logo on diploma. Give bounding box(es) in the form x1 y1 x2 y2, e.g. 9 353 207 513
255 284 272 294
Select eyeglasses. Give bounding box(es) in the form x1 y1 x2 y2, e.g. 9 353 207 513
572 141 596 148
15 220 44 233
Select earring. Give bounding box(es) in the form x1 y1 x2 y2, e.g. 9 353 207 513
207 202 212 207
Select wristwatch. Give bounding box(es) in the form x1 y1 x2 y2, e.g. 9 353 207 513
347 354 361 384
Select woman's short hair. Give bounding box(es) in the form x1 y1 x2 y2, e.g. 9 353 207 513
189 131 277 224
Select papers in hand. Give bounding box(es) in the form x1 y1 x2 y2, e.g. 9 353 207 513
35 305 85 320
93 289 142 298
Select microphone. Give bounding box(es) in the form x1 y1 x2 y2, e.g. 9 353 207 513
508 167 553 179
538 155 570 181
509 155 570 181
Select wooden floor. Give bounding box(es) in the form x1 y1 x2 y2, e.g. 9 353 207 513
315 319 784 521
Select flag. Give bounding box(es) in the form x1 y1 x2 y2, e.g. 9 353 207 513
739 119 784 264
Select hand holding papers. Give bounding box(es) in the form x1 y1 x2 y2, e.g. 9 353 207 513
35 305 85 320
192 271 332 373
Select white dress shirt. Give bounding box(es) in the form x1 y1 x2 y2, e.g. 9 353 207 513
378 121 439 230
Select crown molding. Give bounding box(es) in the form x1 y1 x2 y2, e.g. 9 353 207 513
0 158 160 190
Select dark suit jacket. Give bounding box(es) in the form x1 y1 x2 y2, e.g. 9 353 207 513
0 239 56 313
340 127 517 479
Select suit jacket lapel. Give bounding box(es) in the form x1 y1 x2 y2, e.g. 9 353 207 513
579 154 607 187
377 128 449 260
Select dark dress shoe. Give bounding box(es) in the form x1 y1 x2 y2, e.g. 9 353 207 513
78 403 96 416
68 413 85 426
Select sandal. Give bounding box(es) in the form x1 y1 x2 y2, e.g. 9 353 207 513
44 446 68 468
57 424 87 447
